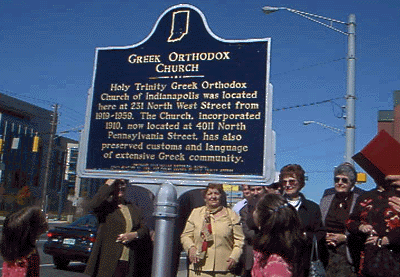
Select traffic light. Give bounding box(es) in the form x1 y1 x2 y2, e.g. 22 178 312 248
0 137 3 154
32 135 40 152
357 172 367 183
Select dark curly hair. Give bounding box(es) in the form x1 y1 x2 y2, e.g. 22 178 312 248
0 206 48 262
253 194 306 277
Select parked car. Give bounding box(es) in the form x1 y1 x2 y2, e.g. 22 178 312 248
43 214 98 269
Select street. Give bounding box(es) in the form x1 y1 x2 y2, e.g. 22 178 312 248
33 239 88 277
0 222 188 277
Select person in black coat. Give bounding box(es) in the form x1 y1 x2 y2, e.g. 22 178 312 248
84 179 150 277
320 162 365 276
280 164 326 276
346 174 400 277
239 185 268 277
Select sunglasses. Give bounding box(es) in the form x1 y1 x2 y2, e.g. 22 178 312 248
334 177 349 184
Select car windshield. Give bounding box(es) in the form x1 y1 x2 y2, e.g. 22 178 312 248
70 215 98 228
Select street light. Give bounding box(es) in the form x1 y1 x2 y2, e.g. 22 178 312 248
303 120 345 135
262 6 356 164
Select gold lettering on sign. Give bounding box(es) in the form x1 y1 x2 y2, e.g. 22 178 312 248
92 35 266 175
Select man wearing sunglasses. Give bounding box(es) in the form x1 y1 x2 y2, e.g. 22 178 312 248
320 162 366 276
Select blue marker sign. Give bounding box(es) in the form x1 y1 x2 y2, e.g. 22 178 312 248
78 4 274 185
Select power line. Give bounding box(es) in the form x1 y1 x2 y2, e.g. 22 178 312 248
0 89 55 107
58 125 84 135
273 96 344 112
271 57 346 77
278 135 341 154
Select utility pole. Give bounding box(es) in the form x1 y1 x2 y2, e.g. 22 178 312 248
41 104 58 213
262 7 357 163
345 14 356 164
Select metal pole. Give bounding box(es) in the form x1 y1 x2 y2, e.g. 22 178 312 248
151 181 178 277
262 7 357 164
41 104 58 213
58 150 67 219
345 14 356 164
303 120 344 135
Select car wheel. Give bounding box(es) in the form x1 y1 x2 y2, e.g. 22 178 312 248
53 256 70 269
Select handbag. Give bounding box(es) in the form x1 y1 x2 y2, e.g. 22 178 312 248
308 235 326 277
362 245 400 277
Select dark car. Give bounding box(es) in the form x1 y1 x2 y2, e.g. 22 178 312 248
43 214 98 269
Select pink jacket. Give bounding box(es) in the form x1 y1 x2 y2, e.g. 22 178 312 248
2 253 40 277
252 251 292 277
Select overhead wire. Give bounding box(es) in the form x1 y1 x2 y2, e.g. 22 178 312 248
277 134 342 154
273 96 344 112
271 57 346 77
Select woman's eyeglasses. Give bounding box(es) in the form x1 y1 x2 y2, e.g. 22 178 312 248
334 177 349 184
282 179 297 185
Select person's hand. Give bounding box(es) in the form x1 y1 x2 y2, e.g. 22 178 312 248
116 232 138 244
381 236 390 246
226 258 236 270
365 235 379 245
365 235 389 246
105 179 116 186
389 196 400 212
385 175 400 190
150 230 155 242
188 247 200 264
359 224 376 235
326 233 347 247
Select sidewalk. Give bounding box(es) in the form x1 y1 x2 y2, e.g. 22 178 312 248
0 215 68 226
177 269 187 277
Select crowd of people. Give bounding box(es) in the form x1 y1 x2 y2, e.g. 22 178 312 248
179 163 400 277
2 164 400 277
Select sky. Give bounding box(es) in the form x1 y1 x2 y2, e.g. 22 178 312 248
1 0 399 202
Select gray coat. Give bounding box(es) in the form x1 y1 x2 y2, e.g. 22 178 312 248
319 186 365 264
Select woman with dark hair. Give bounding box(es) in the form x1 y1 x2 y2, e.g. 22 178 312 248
346 174 400 277
252 194 306 277
84 179 150 277
279 164 325 276
181 183 244 277
0 206 48 277
319 162 365 276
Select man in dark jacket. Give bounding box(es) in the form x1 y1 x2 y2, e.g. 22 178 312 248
239 185 267 277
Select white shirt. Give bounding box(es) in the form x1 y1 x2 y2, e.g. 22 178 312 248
232 198 248 214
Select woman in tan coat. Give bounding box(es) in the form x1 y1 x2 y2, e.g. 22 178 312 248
181 183 244 277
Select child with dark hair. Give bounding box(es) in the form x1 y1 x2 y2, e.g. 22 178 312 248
0 206 48 277
252 194 306 277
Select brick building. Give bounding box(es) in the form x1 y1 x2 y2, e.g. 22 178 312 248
378 90 400 142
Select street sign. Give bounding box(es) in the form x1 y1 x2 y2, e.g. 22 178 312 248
78 4 274 185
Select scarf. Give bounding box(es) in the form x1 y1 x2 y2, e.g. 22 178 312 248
198 206 223 260
286 197 302 211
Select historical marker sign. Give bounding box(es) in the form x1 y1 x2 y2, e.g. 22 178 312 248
78 4 274 185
